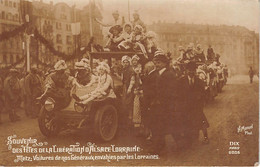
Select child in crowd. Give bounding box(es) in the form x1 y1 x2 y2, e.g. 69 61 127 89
118 23 134 50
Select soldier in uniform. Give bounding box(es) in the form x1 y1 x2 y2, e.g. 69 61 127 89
25 65 43 118
146 50 177 154
4 68 21 122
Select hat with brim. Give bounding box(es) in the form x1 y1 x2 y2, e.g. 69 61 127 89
121 55 131 63
131 55 140 61
80 58 90 65
97 62 110 74
75 61 90 70
124 23 133 30
153 54 169 64
134 25 143 32
54 60 67 71
109 25 123 34
153 49 169 64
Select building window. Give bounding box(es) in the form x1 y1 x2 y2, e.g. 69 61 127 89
56 34 62 44
57 46 62 52
10 54 13 64
0 0 3 4
10 40 13 48
14 14 18 21
4 0 8 6
61 5 66 11
66 24 71 31
13 2 16 7
3 54 6 63
9 1 12 7
56 22 62 29
8 13 11 20
61 14 67 20
66 35 72 44
1 11 5 19
67 47 72 54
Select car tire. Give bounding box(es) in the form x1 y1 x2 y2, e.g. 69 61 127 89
94 104 118 141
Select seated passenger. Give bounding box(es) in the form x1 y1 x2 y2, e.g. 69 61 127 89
131 10 146 32
118 23 134 51
179 43 195 63
74 61 91 86
105 25 124 51
74 62 116 105
195 44 206 62
132 25 148 58
145 31 158 57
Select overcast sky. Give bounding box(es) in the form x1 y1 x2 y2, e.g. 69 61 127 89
43 0 259 32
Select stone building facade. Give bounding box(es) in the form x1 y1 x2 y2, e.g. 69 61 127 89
0 0 104 68
0 0 23 67
148 22 259 74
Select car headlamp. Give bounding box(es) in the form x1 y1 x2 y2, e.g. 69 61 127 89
44 97 55 111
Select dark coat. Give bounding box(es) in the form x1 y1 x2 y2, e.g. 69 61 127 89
147 68 177 135
142 70 157 128
25 73 43 98
176 75 209 131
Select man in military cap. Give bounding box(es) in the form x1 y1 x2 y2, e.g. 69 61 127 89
4 68 21 122
146 50 177 154
25 65 43 118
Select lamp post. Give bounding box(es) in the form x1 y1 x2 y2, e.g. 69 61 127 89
26 33 34 72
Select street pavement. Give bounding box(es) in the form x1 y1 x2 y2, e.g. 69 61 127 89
0 75 259 166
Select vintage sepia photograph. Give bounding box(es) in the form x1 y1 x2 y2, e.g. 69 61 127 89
0 0 259 166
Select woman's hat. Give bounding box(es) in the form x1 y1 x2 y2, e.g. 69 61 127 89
153 49 169 64
134 25 143 32
131 55 140 61
109 25 123 34
121 55 131 63
124 22 133 30
54 60 67 71
146 31 157 38
97 62 110 74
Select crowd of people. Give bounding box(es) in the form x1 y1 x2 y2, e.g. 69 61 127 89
96 10 156 59
0 41 229 156
0 9 230 154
